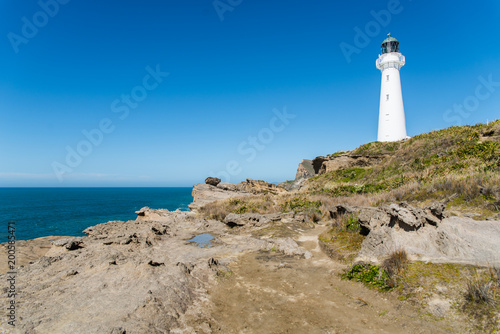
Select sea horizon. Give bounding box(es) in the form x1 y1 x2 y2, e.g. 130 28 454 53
0 187 193 243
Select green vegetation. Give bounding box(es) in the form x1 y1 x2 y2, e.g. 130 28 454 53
306 120 500 216
280 197 321 213
342 263 392 291
319 213 365 263
197 120 500 331
463 267 500 332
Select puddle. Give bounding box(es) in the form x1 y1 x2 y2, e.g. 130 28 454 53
188 233 214 248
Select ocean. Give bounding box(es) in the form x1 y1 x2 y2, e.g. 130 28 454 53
0 187 193 243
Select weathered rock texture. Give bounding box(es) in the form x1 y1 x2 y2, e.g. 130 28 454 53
330 202 500 266
205 177 221 186
188 183 251 211
0 236 71 273
312 155 386 175
0 209 311 334
189 178 287 211
238 178 288 195
295 159 315 180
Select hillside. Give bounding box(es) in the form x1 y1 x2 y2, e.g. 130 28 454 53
288 120 500 218
194 120 500 332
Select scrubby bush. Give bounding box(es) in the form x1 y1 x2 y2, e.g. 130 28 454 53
342 263 392 291
382 249 408 276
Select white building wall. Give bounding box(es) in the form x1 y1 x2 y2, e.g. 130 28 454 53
376 53 407 142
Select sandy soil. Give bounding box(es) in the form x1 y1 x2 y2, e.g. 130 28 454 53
205 225 459 334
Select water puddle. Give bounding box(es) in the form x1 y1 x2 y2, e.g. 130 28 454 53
188 233 214 248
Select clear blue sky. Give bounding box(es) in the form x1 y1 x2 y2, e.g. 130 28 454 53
1 0 499 187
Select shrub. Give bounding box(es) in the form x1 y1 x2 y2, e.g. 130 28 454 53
465 278 495 305
342 263 392 291
382 249 408 276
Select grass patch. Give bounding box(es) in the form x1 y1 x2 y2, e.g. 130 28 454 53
342 263 392 291
303 120 500 217
280 197 321 214
319 213 365 263
462 267 500 332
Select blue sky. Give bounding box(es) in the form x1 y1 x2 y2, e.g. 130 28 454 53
1 0 499 187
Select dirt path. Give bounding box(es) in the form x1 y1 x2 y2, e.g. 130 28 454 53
206 225 455 334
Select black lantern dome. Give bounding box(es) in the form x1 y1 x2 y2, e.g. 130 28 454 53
381 33 399 54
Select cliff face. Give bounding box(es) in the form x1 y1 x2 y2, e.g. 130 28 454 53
295 159 315 179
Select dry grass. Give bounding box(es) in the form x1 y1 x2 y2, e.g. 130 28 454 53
462 267 500 332
465 266 499 305
382 249 409 276
302 120 500 217
198 195 278 221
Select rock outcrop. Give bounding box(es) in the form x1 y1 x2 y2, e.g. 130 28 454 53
238 178 287 195
329 202 500 266
189 179 287 211
189 183 251 211
295 159 315 179
223 212 293 228
0 209 312 333
312 154 386 175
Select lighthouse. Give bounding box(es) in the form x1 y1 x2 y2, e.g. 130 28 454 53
376 33 407 142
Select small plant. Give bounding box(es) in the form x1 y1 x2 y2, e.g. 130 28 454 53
345 215 360 232
463 268 500 331
234 205 248 214
382 249 408 276
216 269 233 278
465 270 498 306
342 263 392 291
465 277 495 305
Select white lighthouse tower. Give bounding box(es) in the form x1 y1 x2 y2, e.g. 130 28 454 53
376 33 407 142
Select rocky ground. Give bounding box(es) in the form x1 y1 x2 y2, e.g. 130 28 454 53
1 176 499 333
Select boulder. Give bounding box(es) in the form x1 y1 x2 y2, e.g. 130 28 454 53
205 177 221 186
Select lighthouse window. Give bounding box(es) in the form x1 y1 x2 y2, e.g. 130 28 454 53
386 94 389 101
386 75 389 81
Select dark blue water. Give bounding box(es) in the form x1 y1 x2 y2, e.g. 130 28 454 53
0 188 192 243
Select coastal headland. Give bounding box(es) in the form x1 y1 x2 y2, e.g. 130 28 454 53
2 120 500 333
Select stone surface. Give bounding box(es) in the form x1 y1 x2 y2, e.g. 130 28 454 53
311 154 386 176
237 178 288 195
188 183 251 211
295 159 315 180
0 209 312 334
223 212 288 228
205 177 221 186
216 182 238 191
189 179 287 211
332 202 500 266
